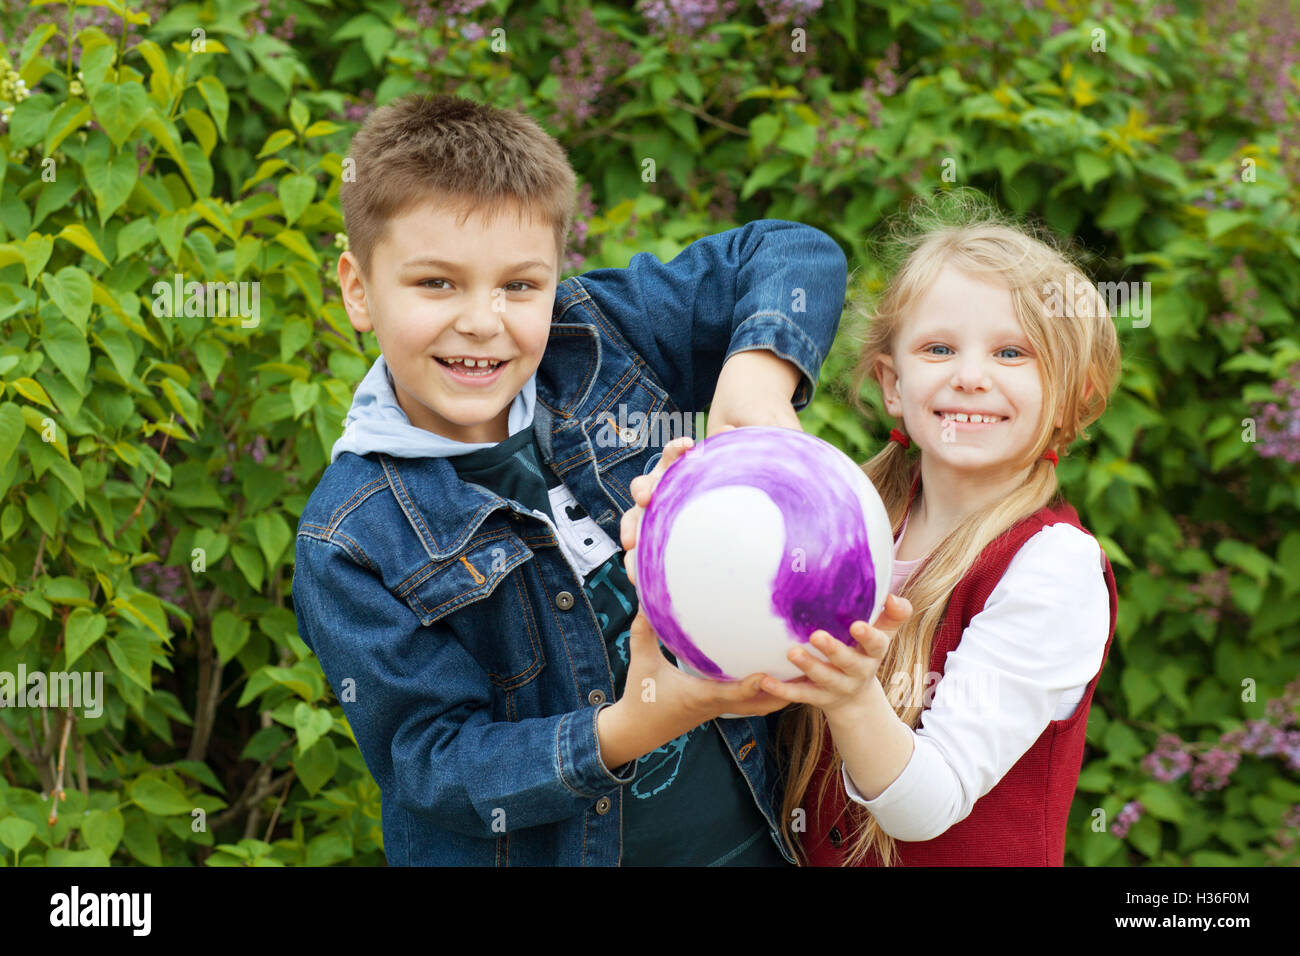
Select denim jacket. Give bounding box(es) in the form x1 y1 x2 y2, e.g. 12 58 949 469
292 220 847 865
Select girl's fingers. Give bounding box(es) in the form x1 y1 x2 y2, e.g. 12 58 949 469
623 546 638 587
757 674 832 706
785 635 860 693
848 621 890 658
812 629 880 675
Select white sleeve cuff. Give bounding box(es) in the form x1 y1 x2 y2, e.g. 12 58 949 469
841 737 961 842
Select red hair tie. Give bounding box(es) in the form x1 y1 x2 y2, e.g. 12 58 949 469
1042 449 1059 467
889 428 910 449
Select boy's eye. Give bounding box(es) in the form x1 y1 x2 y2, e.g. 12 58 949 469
419 278 451 290
503 281 535 292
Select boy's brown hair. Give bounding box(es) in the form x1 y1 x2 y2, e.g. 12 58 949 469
339 94 577 277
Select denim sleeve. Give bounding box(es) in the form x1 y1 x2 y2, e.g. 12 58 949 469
576 220 848 413
293 535 638 837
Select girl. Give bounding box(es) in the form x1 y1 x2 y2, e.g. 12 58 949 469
765 197 1123 866
623 194 1122 866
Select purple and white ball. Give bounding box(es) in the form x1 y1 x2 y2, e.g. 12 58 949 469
634 427 894 682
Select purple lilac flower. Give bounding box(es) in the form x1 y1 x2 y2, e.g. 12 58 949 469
1111 800 1144 838
1142 734 1194 782
756 0 824 26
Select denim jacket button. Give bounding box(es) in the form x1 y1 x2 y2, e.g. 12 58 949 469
595 796 612 815
555 590 575 611
588 689 606 706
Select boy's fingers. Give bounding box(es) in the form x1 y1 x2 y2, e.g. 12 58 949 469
623 547 638 587
620 505 642 550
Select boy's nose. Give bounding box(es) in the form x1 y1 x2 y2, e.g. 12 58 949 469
452 290 507 335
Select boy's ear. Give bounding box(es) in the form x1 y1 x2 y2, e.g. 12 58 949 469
337 251 374 333
876 354 902 416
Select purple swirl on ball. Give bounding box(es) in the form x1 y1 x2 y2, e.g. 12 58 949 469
635 427 880 680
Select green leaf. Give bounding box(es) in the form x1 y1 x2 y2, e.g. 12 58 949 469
83 146 138 225
302 120 342 139
1214 539 1274 586
44 101 93 156
121 810 161 866
212 610 250 664
196 76 228 137
277 173 315 227
0 817 37 853
90 81 150 147
41 314 91 393
8 93 56 149
1074 151 1109 192
257 129 297 159
1121 667 1161 716
41 267 93 333
230 542 264 590
289 98 310 133
56 224 110 267
114 218 155 261
0 404 23 476
21 233 54 285
130 776 193 816
293 702 333 754
106 630 155 691
272 229 320 265
80 809 124 856
289 380 320 418
1137 782 1186 823
254 511 292 569
64 609 107 666
182 107 217 156
293 738 338 796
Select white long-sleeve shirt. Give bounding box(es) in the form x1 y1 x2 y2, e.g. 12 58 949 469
841 507 1111 842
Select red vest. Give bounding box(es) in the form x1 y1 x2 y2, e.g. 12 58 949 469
803 492 1118 867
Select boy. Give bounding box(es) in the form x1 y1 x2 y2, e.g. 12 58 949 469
292 94 847 865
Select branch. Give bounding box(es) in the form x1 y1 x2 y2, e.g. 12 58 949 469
114 416 175 541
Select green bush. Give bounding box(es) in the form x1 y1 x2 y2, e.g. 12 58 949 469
0 0 1295 866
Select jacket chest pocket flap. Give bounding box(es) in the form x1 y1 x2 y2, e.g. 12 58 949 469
397 533 544 687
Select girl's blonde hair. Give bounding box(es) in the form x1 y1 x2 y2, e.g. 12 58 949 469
777 190 1121 867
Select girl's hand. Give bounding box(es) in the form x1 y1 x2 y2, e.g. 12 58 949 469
758 594 914 719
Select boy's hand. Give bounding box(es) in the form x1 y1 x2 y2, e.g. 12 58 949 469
757 595 914 720
621 435 694 582
707 350 804 436
597 610 790 770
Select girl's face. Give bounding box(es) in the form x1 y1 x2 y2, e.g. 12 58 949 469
876 264 1059 475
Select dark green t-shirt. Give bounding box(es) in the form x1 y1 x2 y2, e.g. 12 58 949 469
450 425 788 866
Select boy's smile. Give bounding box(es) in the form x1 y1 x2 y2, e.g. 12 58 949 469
337 198 558 444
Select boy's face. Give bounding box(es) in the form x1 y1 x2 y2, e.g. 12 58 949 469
338 197 558 444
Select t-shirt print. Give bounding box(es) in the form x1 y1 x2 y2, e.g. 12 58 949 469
546 482 620 577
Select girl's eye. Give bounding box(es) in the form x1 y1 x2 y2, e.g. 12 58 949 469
997 347 1025 359
925 344 953 356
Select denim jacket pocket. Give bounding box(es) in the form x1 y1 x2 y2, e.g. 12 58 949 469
396 528 544 688
588 372 676 474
